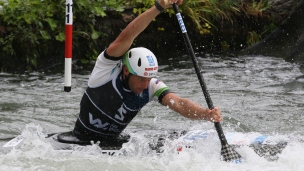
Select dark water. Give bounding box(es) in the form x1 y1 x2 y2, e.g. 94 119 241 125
0 55 303 170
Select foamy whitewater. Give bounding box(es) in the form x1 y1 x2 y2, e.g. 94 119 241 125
0 55 303 171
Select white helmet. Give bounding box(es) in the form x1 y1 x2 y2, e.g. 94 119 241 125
122 47 158 78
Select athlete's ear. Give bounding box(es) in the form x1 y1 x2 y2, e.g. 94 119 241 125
123 66 129 76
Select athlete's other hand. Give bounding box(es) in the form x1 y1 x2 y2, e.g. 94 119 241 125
159 0 183 9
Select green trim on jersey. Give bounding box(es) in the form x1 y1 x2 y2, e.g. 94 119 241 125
154 87 169 97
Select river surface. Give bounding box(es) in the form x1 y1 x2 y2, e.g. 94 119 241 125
0 55 303 171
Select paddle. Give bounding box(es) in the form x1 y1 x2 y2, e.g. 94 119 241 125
172 4 242 163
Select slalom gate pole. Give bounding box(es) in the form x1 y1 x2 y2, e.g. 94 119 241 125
64 0 73 92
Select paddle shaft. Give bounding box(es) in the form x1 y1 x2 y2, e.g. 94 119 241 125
172 4 228 146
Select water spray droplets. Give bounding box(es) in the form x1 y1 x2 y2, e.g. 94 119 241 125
170 99 175 105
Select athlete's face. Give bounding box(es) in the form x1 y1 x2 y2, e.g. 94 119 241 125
129 75 151 94
123 66 151 94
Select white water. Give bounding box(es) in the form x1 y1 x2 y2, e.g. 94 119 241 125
0 55 303 170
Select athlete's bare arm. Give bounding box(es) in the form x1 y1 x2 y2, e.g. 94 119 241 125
106 0 183 57
161 93 222 122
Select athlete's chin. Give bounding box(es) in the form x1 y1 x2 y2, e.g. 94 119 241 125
133 89 144 94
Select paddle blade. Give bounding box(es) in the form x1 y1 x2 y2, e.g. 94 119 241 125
221 144 243 163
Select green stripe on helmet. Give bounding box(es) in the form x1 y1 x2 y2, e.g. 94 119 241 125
123 51 137 75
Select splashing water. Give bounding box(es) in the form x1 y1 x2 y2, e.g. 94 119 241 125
0 56 303 170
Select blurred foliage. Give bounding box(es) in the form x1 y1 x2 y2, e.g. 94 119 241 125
0 0 125 72
0 0 277 73
176 0 273 47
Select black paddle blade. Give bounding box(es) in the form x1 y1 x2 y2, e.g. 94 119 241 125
221 144 243 163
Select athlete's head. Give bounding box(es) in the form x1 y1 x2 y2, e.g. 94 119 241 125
122 47 158 94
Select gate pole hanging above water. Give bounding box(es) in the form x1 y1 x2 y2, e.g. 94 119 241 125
64 0 73 92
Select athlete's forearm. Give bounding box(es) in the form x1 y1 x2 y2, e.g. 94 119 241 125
162 93 222 122
177 99 222 122
162 93 208 120
174 98 209 120
106 6 161 57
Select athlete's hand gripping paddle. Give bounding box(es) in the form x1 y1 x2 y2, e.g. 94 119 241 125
172 4 242 163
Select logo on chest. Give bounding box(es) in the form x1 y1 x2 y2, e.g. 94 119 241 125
115 105 127 121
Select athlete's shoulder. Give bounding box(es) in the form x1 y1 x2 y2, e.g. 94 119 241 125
88 50 123 87
97 50 123 65
103 49 123 61
149 78 170 95
150 78 163 85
